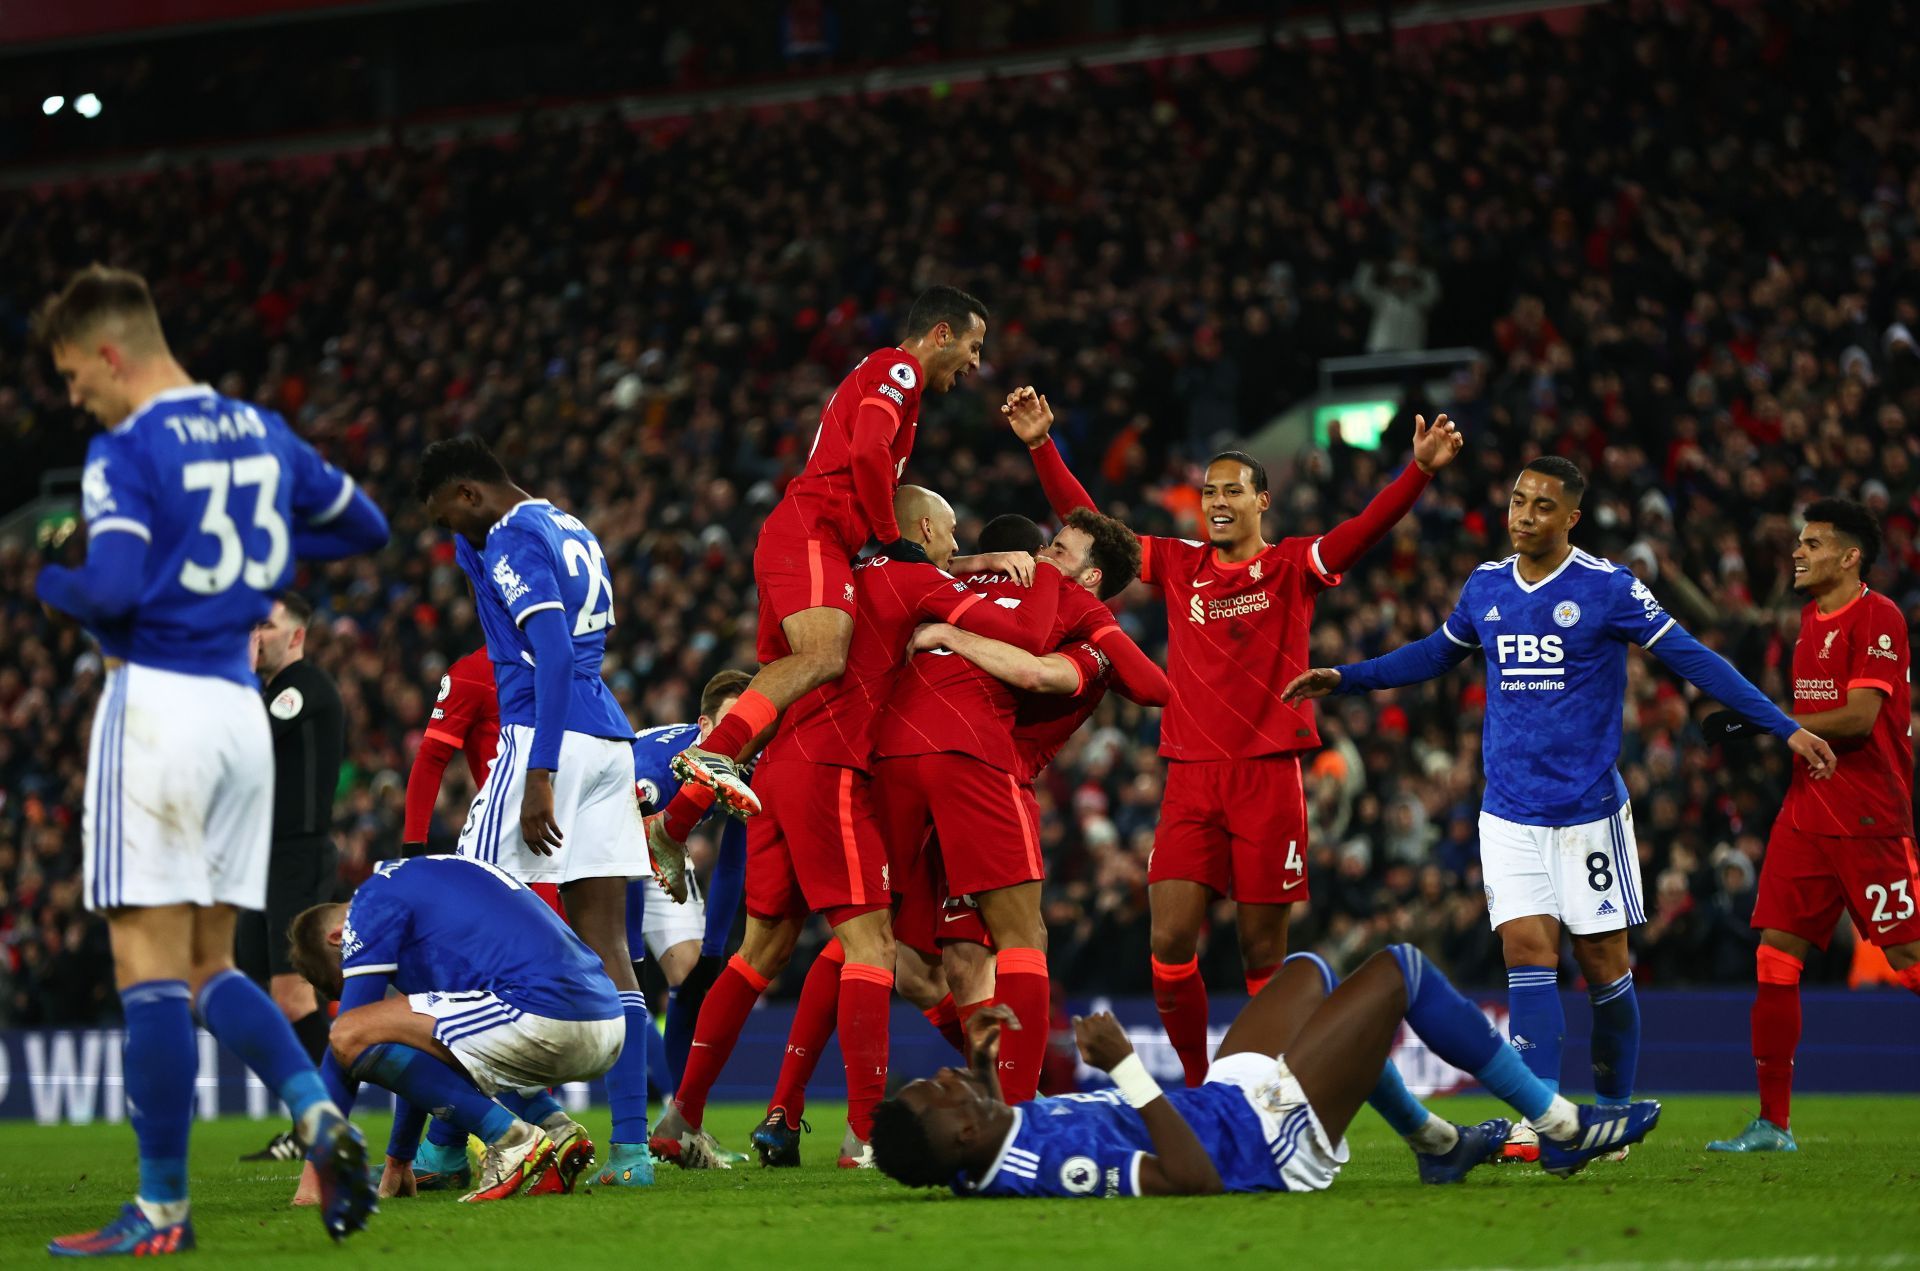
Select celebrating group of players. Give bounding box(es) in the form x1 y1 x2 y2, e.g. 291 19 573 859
29 263 1920 1254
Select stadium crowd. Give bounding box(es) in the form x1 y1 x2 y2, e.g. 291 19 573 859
5 0 1920 1024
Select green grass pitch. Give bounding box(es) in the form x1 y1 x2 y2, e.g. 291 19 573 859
2 1096 1916 1269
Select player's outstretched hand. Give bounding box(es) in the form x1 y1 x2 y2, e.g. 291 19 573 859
1071 1011 1135 1072
909 622 958 656
378 1158 418 1199
979 551 1036 586
1280 667 1342 704
1002 386 1054 449
1411 413 1464 474
520 771 564 855
1787 727 1837 779
966 1002 1020 1068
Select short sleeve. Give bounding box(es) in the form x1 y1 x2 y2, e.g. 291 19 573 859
340 872 406 977
1057 641 1112 694
1137 535 1186 587
1274 536 1341 594
1845 602 1908 697
909 565 988 626
426 667 478 747
1442 579 1481 649
485 526 565 626
270 414 357 525
860 351 922 431
1604 569 1677 648
1059 586 1112 644
81 432 155 544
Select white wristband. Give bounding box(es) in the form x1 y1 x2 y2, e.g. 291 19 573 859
1108 1053 1162 1109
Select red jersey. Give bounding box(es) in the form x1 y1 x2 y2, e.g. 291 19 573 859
875 570 1107 773
768 553 1046 771
1011 639 1113 786
1783 586 1913 837
760 347 924 554
1141 534 1339 760
426 648 501 786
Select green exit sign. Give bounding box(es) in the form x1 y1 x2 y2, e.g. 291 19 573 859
1313 399 1396 450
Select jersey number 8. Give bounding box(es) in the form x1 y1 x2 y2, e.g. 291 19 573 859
180 456 289 595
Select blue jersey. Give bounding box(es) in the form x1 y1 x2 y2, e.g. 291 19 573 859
1441 548 1676 826
77 385 359 685
340 855 620 1021
632 722 699 813
454 498 628 740
960 1087 1284 1199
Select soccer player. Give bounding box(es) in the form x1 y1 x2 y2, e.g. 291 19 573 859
650 486 1057 1169
658 287 991 841
402 647 500 856
1008 387 1465 1086
1706 499 1920 1153
288 855 617 1202
1282 456 1837 1160
869 945 1661 1197
33 265 388 1254
414 436 657 1188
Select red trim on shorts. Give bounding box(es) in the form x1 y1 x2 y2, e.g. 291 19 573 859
1849 678 1896 696
1010 773 1043 878
807 539 824 609
948 593 982 623
837 767 865 906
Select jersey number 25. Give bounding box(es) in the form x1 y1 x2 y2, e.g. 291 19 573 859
563 538 616 635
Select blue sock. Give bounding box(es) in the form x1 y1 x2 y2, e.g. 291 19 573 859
664 984 696 1089
352 1043 515 1145
425 1114 467 1150
122 981 196 1205
1505 964 1564 1094
1389 945 1553 1121
387 1101 428 1162
647 1014 674 1097
607 990 652 1145
1367 1061 1431 1138
1283 950 1336 994
1588 973 1639 1103
498 1089 564 1124
195 969 328 1128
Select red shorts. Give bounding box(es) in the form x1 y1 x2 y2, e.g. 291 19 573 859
893 834 991 960
753 531 855 664
872 752 1045 898
1752 822 1920 949
744 757 889 925
1149 755 1309 904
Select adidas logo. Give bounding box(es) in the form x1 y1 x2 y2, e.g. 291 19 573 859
1578 1116 1631 1150
1484 605 1502 621
1596 899 1618 916
1511 1034 1533 1051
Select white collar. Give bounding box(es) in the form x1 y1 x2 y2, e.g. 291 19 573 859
968 1106 1024 1192
115 383 215 433
1511 548 1578 594
488 498 553 536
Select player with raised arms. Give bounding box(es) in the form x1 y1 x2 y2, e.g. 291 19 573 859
1283 455 1837 1160
1009 387 1463 1086
414 436 658 1188
1706 498 1920 1153
870 945 1658 1197
34 265 389 1255
653 288 991 850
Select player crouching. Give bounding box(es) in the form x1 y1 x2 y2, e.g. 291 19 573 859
870 946 1661 1198
289 855 625 1202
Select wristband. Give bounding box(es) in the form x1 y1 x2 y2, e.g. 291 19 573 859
1108 1053 1163 1109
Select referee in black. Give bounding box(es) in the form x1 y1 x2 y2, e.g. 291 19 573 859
237 591 346 1161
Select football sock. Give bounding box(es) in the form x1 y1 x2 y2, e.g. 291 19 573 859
700 688 777 763
1245 963 1280 998
1504 964 1564 1093
770 940 843 1123
1389 943 1569 1132
351 1043 515 1145
122 981 195 1217
291 1009 331 1065
1367 1060 1433 1138
607 990 653 1144
839 962 893 1141
994 947 1050 1103
498 1089 565 1124
1151 954 1210 1087
195 969 330 1138
387 1101 428 1163
1588 972 1639 1103
923 993 966 1055
665 956 723 1084
643 1011 671 1098
956 996 992 1038
1753 945 1804 1130
662 785 716 843
425 1114 467 1150
674 955 769 1129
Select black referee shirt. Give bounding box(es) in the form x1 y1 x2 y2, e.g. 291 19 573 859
262 660 345 841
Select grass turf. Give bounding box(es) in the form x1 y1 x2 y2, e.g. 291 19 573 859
2 1096 1916 1269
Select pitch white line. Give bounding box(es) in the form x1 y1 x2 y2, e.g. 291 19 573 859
1447 1257 1915 1271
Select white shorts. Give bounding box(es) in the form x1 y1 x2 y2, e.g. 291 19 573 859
1479 806 1643 934
640 874 705 961
408 991 624 1096
83 664 273 912
457 725 650 884
1204 1052 1349 1193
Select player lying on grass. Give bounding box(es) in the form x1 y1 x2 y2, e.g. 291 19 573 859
870 944 1662 1197
288 855 623 1203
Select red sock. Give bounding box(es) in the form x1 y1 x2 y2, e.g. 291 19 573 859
1753 945 1804 1130
923 993 965 1056
957 997 991 1036
1898 963 1920 996
993 947 1050 1103
769 940 843 1123
700 688 779 764
530 882 567 921
674 954 770 1129
838 962 893 1142
1152 954 1211 1087
1245 963 1279 999
662 784 717 842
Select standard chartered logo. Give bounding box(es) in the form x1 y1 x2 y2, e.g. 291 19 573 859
1190 594 1205 624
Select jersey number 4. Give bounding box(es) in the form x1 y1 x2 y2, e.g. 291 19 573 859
180 456 288 595
563 538 616 635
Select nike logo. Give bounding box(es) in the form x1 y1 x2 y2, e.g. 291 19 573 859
943 911 966 922
1192 579 1213 589
1876 921 1900 934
